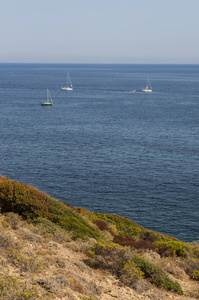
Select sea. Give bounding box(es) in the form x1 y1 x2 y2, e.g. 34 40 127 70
0 63 198 242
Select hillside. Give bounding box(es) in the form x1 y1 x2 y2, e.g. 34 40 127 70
0 175 198 299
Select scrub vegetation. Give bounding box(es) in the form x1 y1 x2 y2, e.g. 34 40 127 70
0 176 198 299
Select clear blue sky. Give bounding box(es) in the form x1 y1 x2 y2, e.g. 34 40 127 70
1 0 199 63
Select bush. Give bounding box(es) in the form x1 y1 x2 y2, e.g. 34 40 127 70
33 217 70 243
193 270 199 281
93 220 114 236
120 260 144 286
5 212 21 229
113 235 135 247
113 235 157 252
0 180 100 241
155 241 189 258
86 243 183 295
87 213 143 238
132 255 183 295
139 230 159 242
133 240 157 252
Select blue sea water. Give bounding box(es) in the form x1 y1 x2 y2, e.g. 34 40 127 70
0 63 198 242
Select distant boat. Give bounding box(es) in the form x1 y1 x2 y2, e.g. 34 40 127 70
141 77 152 93
61 71 73 91
41 89 53 106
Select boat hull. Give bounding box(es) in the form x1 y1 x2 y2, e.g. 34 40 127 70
61 87 73 91
141 89 152 93
41 102 53 106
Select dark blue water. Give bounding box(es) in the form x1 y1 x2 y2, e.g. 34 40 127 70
0 63 198 242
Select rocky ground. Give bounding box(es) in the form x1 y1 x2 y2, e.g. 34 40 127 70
0 213 198 300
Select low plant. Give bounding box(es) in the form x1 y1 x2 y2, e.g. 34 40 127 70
32 217 70 243
193 270 199 281
155 240 189 258
4 212 21 229
113 235 135 247
0 274 39 299
185 289 199 299
0 220 9 229
120 260 144 286
7 248 43 274
132 255 183 295
0 231 21 251
0 180 100 241
86 243 183 295
113 235 157 252
177 257 199 278
79 211 143 239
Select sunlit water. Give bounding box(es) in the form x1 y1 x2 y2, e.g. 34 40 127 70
0 63 198 241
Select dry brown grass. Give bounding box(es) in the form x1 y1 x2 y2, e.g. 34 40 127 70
0 183 198 300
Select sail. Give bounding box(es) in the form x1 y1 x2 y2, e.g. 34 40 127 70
47 89 53 104
141 77 152 92
67 71 73 89
61 71 73 91
41 89 53 106
147 77 152 90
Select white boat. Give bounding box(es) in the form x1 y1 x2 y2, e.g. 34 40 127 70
41 89 53 106
141 77 152 93
61 71 73 91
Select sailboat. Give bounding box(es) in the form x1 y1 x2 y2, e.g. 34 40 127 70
61 71 73 91
41 89 53 106
141 77 152 93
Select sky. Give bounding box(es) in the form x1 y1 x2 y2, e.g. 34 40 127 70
1 0 199 64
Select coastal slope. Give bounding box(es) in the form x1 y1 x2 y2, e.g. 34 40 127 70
0 176 198 299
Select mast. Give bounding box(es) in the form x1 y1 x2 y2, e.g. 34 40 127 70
67 71 69 87
47 89 49 102
47 89 53 103
147 77 152 90
67 71 72 88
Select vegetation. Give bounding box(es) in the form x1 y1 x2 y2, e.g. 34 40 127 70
0 179 99 240
0 274 39 299
193 270 199 281
0 176 198 299
86 243 183 295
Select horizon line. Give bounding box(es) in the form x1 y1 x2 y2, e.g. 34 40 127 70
1 62 199 65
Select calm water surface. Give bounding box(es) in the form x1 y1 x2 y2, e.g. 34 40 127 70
0 63 198 242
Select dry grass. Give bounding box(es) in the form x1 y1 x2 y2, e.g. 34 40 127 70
0 178 199 299
0 213 102 299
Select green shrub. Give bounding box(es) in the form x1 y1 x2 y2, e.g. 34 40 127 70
0 180 100 241
155 241 189 258
120 260 144 285
94 213 142 238
193 270 199 281
86 243 183 295
132 255 183 295
81 212 143 238
86 242 132 275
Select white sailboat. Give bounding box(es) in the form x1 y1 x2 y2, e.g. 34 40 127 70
61 71 73 91
141 77 152 93
41 89 53 106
